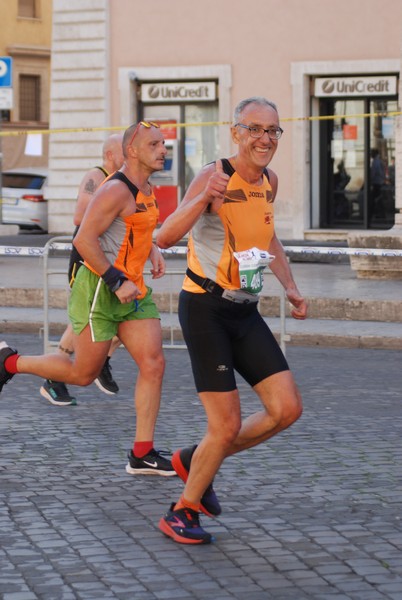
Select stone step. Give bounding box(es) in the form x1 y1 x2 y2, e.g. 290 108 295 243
1 287 401 323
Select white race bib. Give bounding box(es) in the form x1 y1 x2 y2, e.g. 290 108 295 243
233 247 275 294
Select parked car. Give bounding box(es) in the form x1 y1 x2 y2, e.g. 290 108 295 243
1 167 48 232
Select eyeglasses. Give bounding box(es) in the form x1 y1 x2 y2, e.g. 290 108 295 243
128 121 160 146
235 123 284 140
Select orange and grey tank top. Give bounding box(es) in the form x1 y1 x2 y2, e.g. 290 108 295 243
88 171 159 299
184 158 274 293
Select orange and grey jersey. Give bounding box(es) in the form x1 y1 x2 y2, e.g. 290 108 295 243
86 171 159 299
184 158 274 293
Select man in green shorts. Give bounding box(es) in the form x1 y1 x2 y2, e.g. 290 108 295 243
0 121 175 476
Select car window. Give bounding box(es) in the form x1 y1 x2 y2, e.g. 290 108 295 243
2 174 46 190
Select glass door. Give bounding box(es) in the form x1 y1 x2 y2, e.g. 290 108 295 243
319 97 397 229
183 103 219 193
368 99 397 228
319 98 366 228
142 100 219 221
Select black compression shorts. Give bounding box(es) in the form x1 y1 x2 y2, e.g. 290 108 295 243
178 290 289 393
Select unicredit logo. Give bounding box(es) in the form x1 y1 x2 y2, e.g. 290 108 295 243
317 76 395 96
322 80 335 94
154 85 211 99
148 85 160 99
142 82 216 102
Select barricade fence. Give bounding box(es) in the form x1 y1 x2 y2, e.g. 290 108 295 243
1 239 402 354
2 242 402 258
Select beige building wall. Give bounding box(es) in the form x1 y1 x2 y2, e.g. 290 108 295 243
0 0 52 171
47 0 402 237
108 0 402 239
0 0 52 48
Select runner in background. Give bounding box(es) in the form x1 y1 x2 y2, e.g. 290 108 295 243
40 134 124 406
1 121 175 476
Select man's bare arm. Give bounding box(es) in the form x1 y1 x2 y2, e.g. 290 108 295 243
156 161 229 248
74 180 128 275
73 168 107 226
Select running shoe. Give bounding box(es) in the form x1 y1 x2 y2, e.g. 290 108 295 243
40 379 76 406
94 357 119 395
125 448 176 476
171 445 222 517
0 341 17 393
159 502 212 545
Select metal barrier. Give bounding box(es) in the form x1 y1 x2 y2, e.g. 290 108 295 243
42 235 73 353
3 238 402 354
40 236 289 354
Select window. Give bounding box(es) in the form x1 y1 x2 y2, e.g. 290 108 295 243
18 0 36 18
0 110 11 122
19 74 41 121
2 173 46 190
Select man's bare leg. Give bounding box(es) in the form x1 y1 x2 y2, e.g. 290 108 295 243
17 325 110 386
118 318 164 441
181 370 302 506
118 318 174 476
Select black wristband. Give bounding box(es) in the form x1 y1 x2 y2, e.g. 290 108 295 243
101 265 128 292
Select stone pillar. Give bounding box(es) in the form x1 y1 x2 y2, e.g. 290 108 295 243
47 0 109 234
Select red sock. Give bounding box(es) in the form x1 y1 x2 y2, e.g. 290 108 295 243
133 441 153 458
4 354 20 374
174 495 200 513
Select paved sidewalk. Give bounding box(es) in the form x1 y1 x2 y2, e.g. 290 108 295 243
1 333 402 600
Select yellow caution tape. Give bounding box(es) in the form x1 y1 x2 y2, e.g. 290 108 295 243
0 111 401 137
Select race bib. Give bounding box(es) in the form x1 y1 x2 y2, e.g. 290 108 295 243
233 247 275 294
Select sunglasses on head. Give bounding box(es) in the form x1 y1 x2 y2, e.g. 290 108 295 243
128 121 160 146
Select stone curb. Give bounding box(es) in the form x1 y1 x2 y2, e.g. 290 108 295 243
1 288 402 323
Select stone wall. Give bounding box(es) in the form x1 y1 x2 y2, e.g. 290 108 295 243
47 0 109 233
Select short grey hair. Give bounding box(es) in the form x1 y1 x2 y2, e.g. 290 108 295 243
233 97 278 123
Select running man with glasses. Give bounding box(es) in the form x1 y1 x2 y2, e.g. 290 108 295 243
0 121 176 476
156 97 307 544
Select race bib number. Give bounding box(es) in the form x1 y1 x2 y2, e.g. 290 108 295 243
233 247 275 294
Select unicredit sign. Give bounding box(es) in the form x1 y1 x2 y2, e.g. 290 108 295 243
314 76 397 97
141 81 216 103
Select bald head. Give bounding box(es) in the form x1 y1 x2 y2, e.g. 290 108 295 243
102 133 124 173
122 121 163 158
122 124 138 158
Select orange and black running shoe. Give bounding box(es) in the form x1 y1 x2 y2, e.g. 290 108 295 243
171 445 222 517
159 503 212 545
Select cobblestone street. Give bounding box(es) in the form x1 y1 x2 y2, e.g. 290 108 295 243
1 334 401 600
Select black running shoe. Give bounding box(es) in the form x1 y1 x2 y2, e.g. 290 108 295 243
94 357 119 395
125 449 176 476
171 445 222 517
159 502 212 545
40 379 76 406
0 341 18 393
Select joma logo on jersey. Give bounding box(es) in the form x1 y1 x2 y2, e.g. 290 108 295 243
249 191 264 198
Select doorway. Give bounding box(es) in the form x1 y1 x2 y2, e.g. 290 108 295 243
318 97 397 229
140 100 219 221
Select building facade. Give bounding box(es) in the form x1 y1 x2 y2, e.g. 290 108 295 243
47 0 402 239
0 0 52 171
